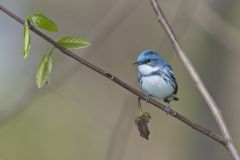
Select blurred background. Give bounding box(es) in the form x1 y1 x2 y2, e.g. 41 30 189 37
0 0 240 159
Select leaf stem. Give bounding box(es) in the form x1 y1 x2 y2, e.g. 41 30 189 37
138 97 143 116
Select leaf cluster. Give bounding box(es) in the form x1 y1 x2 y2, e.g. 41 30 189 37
22 13 90 88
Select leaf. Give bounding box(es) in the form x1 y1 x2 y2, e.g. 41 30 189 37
142 112 151 122
135 116 150 140
23 20 30 59
57 36 90 49
36 52 53 88
28 13 58 32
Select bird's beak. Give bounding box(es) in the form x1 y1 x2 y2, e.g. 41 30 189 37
133 60 143 66
132 61 140 65
133 59 150 66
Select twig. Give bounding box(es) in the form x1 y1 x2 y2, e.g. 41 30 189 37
148 0 240 159
0 3 227 148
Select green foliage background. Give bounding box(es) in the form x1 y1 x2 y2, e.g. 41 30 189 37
0 0 240 160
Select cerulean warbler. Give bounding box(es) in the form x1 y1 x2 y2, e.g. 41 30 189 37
133 50 178 113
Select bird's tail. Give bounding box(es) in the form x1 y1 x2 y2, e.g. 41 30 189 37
173 96 179 101
164 96 179 103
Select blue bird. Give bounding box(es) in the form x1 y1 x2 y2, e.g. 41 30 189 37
133 50 178 113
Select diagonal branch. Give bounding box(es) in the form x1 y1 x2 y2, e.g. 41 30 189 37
0 3 227 148
148 0 240 159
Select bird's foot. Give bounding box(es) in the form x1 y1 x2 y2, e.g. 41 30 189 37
144 95 150 103
164 104 172 115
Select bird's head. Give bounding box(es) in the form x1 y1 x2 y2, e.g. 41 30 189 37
133 50 163 75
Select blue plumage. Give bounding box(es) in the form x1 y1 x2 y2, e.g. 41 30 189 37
134 50 178 104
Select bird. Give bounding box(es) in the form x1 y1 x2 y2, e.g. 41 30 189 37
133 50 178 113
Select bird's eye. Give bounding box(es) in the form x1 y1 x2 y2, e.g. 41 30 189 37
145 59 151 63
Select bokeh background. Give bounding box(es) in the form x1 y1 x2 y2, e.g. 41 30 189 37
0 0 240 159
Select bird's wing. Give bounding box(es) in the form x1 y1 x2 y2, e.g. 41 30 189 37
161 63 178 95
137 72 142 86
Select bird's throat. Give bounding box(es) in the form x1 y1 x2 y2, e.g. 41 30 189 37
138 65 159 75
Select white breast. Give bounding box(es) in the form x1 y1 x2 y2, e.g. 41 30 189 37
138 65 159 75
141 75 174 99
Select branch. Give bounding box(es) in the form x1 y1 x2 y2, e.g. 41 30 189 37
0 3 227 148
148 0 240 159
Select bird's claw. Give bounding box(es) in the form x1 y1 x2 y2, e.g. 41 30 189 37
164 105 172 114
144 95 150 102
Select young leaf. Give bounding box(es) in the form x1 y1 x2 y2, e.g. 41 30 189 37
28 13 58 32
36 52 53 88
57 36 90 49
23 20 30 59
135 115 150 140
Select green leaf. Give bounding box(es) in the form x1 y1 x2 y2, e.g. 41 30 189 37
28 13 58 32
57 36 90 49
36 52 53 88
23 20 30 59
142 112 151 122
